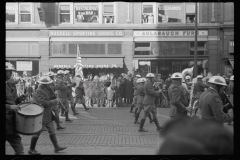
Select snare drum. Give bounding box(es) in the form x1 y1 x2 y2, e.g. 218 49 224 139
15 102 44 135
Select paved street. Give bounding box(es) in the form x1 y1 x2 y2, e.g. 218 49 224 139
5 104 233 155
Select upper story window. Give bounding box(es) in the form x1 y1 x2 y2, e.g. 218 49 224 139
186 3 195 23
157 3 183 23
19 3 32 23
74 4 99 23
60 5 71 23
103 3 115 24
6 3 18 23
142 4 156 24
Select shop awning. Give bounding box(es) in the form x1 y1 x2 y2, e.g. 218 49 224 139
48 58 123 69
190 47 207 51
229 59 234 69
133 56 208 61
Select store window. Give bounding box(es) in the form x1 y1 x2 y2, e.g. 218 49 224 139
142 4 155 24
186 3 195 23
103 3 115 24
74 4 99 23
6 3 18 23
60 5 71 23
51 43 66 55
190 42 206 55
172 61 182 73
157 3 183 23
134 42 151 55
19 3 31 23
108 43 121 54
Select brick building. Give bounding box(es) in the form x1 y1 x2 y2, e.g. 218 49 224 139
6 2 234 79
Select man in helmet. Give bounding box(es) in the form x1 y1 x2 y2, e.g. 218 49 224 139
229 75 234 104
28 76 67 155
192 75 209 116
199 76 233 125
6 62 25 155
139 73 162 132
130 74 141 114
63 70 78 115
55 70 74 122
46 72 66 130
168 73 191 118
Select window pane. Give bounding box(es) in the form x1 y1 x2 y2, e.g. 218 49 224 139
135 42 150 48
21 14 31 22
151 42 189 55
143 5 153 13
20 5 31 13
186 4 195 13
104 5 113 14
79 44 105 54
75 5 99 23
190 51 204 55
103 16 114 23
60 14 70 23
6 11 15 23
69 44 77 54
135 51 151 55
158 3 183 23
60 5 70 13
190 42 205 47
108 44 121 54
52 43 66 55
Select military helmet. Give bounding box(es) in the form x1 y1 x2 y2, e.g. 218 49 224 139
230 75 234 81
140 78 146 83
38 76 53 84
64 70 70 74
57 70 65 75
136 74 141 78
197 75 203 79
47 71 55 77
6 62 16 71
208 76 227 86
185 75 191 80
146 73 155 78
171 73 183 79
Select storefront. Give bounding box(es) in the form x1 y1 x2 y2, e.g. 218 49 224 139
47 30 128 77
222 40 234 77
133 30 209 80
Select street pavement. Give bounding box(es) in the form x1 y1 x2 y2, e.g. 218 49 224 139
6 104 233 155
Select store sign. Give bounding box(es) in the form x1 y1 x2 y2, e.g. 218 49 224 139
53 64 119 68
134 30 208 37
49 30 124 37
229 41 234 53
17 61 32 71
75 5 99 23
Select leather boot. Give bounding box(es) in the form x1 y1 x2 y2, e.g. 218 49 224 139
55 117 66 130
65 111 73 122
49 133 67 153
61 107 65 116
83 103 90 111
130 104 134 113
153 117 162 131
71 104 79 115
148 113 154 123
134 113 140 124
139 119 148 132
28 137 41 155
134 108 138 117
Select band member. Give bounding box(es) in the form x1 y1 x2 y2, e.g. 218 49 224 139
63 70 78 115
199 76 233 125
229 75 234 104
130 74 141 113
75 79 90 111
28 76 67 155
139 73 162 132
6 62 26 155
168 73 191 118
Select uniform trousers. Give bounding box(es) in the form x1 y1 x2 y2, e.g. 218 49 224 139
6 133 24 155
142 104 158 120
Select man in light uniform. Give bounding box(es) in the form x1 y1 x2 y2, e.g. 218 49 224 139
130 74 141 114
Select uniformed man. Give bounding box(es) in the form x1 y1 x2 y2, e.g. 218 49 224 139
46 71 66 130
55 70 74 122
6 62 26 155
168 73 191 118
63 70 79 115
199 76 233 125
130 74 141 114
185 75 192 91
139 73 162 132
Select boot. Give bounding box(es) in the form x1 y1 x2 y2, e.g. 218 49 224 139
71 104 79 115
49 133 67 153
28 137 41 155
61 107 65 116
134 113 140 124
139 119 148 132
55 117 66 130
130 104 134 113
134 108 138 117
148 113 154 123
83 103 90 111
65 111 73 122
153 117 162 131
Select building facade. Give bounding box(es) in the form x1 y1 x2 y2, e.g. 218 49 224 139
6 2 234 80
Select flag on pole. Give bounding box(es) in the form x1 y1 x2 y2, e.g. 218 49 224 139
75 44 84 80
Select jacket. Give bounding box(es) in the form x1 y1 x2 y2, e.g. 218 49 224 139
63 76 75 97
137 84 145 104
193 81 209 99
55 78 70 99
32 85 58 123
75 85 85 98
142 79 160 105
133 80 139 96
106 87 114 100
199 88 233 125
168 81 189 117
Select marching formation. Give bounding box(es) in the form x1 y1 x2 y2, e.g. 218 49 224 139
6 61 234 155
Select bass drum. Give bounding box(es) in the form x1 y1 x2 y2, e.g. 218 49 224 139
15 102 44 135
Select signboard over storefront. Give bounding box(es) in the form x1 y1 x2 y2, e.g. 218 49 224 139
133 30 208 37
49 30 124 37
16 61 32 71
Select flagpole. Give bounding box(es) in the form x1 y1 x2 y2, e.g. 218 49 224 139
194 3 198 78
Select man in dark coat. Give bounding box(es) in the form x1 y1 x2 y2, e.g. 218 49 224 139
125 73 134 105
75 80 90 111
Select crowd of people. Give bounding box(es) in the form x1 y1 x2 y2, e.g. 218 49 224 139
6 60 234 155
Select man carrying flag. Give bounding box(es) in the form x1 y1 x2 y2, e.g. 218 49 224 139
75 44 84 81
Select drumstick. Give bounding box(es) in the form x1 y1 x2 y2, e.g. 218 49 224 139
58 100 67 112
19 103 31 109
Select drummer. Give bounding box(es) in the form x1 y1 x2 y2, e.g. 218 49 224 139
28 76 67 155
6 62 26 155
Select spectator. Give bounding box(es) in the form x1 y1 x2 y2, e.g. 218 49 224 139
157 117 233 155
114 81 123 107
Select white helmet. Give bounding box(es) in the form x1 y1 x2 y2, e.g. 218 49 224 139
64 70 70 74
185 75 191 80
136 78 141 83
57 70 65 75
171 73 183 79
136 74 141 78
230 75 234 81
6 62 16 71
38 76 53 84
208 76 227 86
146 73 155 78
47 72 56 77
138 78 146 83
197 75 203 79
141 78 147 82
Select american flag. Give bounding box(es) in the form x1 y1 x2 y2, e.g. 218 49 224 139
75 44 84 80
